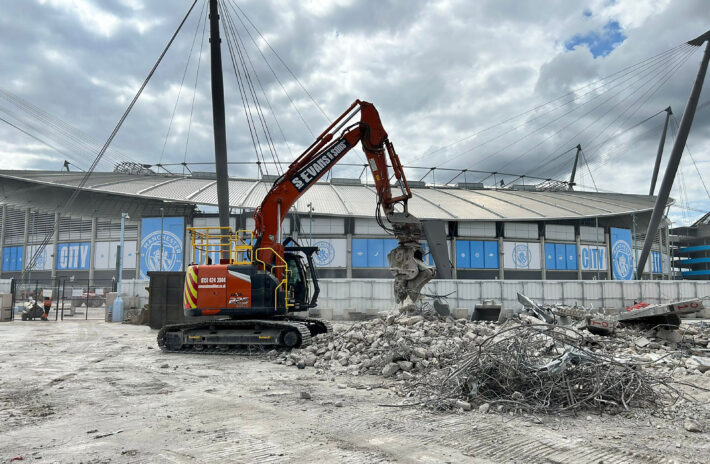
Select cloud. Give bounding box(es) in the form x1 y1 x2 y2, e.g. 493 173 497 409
0 0 708 225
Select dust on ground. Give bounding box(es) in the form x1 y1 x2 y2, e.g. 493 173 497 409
1 320 709 463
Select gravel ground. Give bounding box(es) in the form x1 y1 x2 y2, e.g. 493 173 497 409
1 320 709 464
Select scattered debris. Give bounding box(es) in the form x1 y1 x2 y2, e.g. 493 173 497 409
300 391 312 400
277 298 710 416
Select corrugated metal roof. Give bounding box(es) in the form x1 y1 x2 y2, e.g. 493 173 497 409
0 170 663 221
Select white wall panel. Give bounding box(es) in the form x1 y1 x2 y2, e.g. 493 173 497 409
545 224 574 241
298 217 344 235
458 222 496 238
580 226 604 243
95 241 137 270
354 218 383 235
504 222 538 239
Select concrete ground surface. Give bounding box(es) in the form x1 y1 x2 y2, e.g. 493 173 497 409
1 320 709 464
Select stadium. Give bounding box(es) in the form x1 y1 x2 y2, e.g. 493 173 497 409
0 168 672 283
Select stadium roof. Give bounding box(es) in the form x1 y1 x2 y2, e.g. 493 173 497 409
0 170 664 221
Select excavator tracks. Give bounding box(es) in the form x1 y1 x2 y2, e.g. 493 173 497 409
157 317 331 354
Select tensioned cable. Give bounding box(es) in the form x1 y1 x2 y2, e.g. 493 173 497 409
0 90 139 171
672 114 710 200
23 0 200 275
518 45 696 180
441 45 692 173
580 99 710 179
539 110 666 179
229 0 331 122
580 148 597 192
220 1 270 175
222 0 293 162
183 0 210 173
496 46 696 175
222 4 282 174
406 44 691 166
570 46 700 174
548 120 664 178
159 0 207 166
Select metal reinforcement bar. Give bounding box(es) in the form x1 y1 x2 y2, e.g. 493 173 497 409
637 31 710 276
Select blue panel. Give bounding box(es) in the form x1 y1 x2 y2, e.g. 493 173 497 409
2 247 10 271
555 244 567 270
651 251 662 273
456 241 470 269
352 239 368 268
140 217 185 278
15 246 23 271
683 270 710 276
545 243 556 270
610 227 633 280
56 242 91 270
484 241 499 269
566 244 578 270
10 247 17 271
470 241 484 269
678 245 710 253
367 239 385 267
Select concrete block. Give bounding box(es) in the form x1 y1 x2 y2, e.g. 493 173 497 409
453 307 469 320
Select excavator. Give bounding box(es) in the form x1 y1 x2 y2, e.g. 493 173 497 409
157 100 435 352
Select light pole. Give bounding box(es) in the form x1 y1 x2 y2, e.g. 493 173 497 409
112 212 129 322
159 207 165 271
307 202 314 246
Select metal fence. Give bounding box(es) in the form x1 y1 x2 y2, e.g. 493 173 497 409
0 278 116 320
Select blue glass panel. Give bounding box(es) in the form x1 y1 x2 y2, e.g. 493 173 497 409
352 239 368 268
566 244 578 270
456 240 470 269
555 244 567 270
545 243 556 270
484 241 499 269
367 239 385 267
470 241 484 268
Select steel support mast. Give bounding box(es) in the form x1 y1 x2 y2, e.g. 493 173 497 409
648 106 672 196
637 31 710 277
568 144 582 190
209 0 231 260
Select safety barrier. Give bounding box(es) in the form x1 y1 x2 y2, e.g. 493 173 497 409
4 278 707 321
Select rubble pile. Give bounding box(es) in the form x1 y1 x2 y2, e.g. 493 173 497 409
275 309 710 415
411 323 670 413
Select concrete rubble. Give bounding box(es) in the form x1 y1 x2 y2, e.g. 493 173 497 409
274 301 710 419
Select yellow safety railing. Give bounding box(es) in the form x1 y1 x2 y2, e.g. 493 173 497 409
255 247 292 310
188 227 254 265
187 227 291 310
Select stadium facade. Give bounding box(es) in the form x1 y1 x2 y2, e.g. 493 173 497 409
0 170 674 283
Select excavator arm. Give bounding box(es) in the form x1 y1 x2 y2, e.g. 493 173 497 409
253 100 435 303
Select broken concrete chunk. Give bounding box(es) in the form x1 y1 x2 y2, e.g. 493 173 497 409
634 337 651 348
397 361 414 372
382 362 400 377
455 400 472 411
684 419 702 433
478 403 490 413
300 391 312 400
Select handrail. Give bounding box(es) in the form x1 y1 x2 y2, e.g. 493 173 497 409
255 247 291 310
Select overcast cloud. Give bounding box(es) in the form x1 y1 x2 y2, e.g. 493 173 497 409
0 0 708 225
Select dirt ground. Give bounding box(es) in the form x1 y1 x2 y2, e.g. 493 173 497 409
1 320 709 464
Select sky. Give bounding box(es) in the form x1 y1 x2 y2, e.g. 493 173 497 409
0 0 708 226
